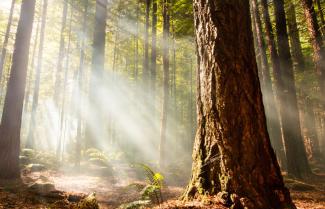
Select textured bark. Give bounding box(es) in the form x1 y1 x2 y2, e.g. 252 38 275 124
85 0 107 148
251 0 286 168
183 1 296 208
286 0 305 71
273 0 311 178
0 0 15 80
26 0 48 149
0 0 36 179
159 0 170 170
53 0 68 103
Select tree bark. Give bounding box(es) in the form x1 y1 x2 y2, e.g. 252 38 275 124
26 0 48 149
183 1 296 208
159 0 170 170
251 0 286 168
0 0 15 80
273 0 311 178
286 0 305 71
0 0 36 179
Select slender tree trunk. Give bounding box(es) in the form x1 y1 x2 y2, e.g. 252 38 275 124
75 0 88 167
183 1 295 208
251 0 286 168
159 0 170 170
315 0 325 35
151 0 157 99
85 0 107 148
53 0 68 103
24 11 41 113
143 0 150 84
300 0 325 160
26 0 48 149
273 0 311 178
287 0 305 71
0 0 15 80
0 0 36 179
134 0 139 82
57 2 73 159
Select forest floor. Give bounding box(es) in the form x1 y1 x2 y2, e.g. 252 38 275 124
0 166 324 209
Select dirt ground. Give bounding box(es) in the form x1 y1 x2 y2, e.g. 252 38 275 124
0 169 324 209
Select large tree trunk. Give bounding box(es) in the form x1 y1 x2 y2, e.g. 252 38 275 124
159 0 170 170
300 0 325 160
183 1 296 208
0 0 15 80
251 0 286 168
85 0 107 148
53 0 68 103
0 0 36 179
26 0 48 149
286 0 305 71
273 0 311 178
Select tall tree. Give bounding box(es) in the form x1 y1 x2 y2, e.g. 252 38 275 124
300 0 325 159
85 0 107 148
286 0 305 71
251 0 286 167
143 0 150 84
26 0 48 148
151 0 157 97
315 0 325 35
273 0 311 178
183 1 296 208
159 0 170 169
0 0 15 80
53 0 68 103
0 0 36 179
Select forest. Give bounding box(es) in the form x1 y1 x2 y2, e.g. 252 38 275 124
0 0 324 208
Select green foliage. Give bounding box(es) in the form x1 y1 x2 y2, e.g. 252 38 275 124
85 148 109 167
20 149 59 169
123 163 164 207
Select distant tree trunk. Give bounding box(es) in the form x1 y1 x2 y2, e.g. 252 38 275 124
26 0 48 149
315 0 325 35
159 0 170 170
302 96 321 159
300 0 325 160
24 11 41 113
53 0 68 103
0 0 15 80
58 2 73 160
0 0 36 179
251 0 286 168
273 0 311 178
85 0 107 148
183 1 296 208
143 0 150 84
151 0 157 98
134 0 139 82
75 0 88 167
287 0 305 71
